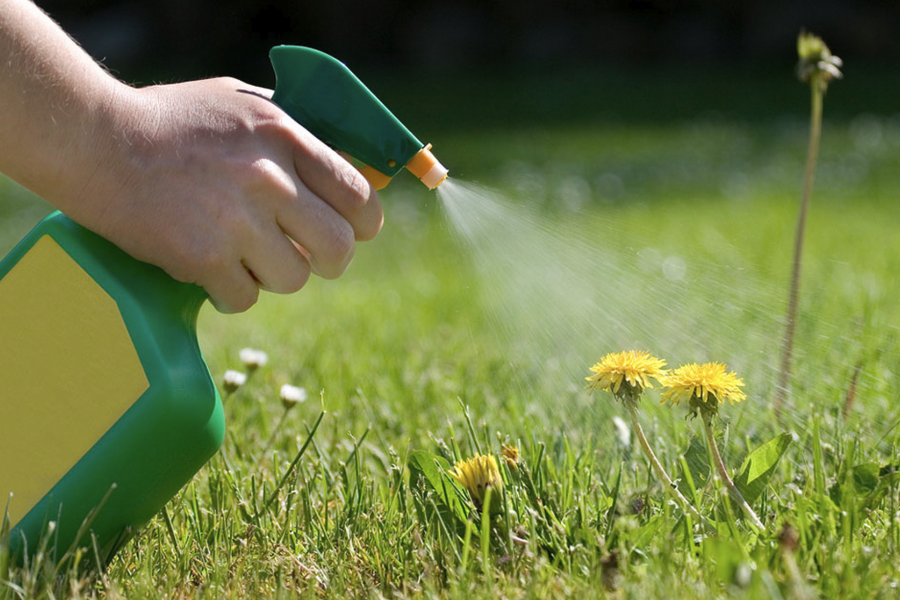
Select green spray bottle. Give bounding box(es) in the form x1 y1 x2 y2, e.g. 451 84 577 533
0 46 448 563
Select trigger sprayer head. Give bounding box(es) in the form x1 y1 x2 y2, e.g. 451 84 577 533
270 46 450 191
406 144 449 189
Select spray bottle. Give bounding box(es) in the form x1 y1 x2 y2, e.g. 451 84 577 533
0 46 448 563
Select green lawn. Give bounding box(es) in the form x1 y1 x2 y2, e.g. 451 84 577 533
3 68 900 598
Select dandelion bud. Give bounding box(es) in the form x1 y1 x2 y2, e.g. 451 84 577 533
223 370 247 394
239 347 268 371
280 384 307 409
501 444 520 472
796 31 842 91
449 454 503 514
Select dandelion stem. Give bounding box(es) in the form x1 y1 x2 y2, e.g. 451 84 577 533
775 78 823 418
263 410 324 513
701 416 765 529
626 403 713 532
263 407 291 454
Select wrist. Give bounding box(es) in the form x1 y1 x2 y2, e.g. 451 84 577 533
0 0 134 215
57 79 154 225
1 67 136 223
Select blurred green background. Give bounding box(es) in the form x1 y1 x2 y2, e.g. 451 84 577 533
2 1 899 437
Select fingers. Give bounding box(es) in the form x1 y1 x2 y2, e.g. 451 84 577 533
248 85 384 243
198 234 311 313
204 262 260 314
242 222 312 293
201 90 384 311
291 128 384 242
203 174 357 311
276 178 357 280
201 156 365 311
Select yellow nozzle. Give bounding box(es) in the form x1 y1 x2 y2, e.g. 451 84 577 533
406 144 449 189
349 145 448 191
357 165 393 190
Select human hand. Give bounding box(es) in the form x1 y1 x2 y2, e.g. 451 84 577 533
1 0 382 312
74 77 383 313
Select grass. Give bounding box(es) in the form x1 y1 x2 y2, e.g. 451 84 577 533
3 67 900 598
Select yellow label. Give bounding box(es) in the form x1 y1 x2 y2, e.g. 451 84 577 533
0 236 149 527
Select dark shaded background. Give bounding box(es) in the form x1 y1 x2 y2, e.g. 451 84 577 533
35 0 899 87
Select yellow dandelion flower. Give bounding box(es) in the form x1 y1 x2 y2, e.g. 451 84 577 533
500 444 520 471
449 454 503 510
586 351 667 400
661 362 746 417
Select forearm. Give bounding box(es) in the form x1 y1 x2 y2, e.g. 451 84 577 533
0 0 124 211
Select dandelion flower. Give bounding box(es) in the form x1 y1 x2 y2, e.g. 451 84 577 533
500 444 520 471
263 384 307 453
223 370 247 394
584 353 712 531
240 347 269 370
664 362 762 529
280 384 307 409
661 362 745 417
586 351 667 401
449 454 503 511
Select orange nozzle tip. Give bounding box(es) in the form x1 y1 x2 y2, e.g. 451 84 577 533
406 144 449 190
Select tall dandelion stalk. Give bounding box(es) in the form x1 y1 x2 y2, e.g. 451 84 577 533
587 352 712 530
663 362 764 529
775 31 843 417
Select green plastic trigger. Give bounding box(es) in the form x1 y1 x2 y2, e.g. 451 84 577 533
269 46 423 178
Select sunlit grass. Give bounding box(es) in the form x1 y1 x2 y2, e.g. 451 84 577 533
2 77 900 597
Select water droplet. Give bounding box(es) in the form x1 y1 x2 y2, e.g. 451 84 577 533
662 256 687 281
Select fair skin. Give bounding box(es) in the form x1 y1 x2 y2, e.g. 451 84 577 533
0 0 383 313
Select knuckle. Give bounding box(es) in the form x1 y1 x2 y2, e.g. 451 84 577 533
354 206 384 242
219 279 259 313
240 159 282 193
265 257 311 295
165 235 219 285
207 276 257 313
282 263 311 294
217 76 242 88
337 167 371 211
231 288 259 313
318 221 356 278
242 160 300 208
